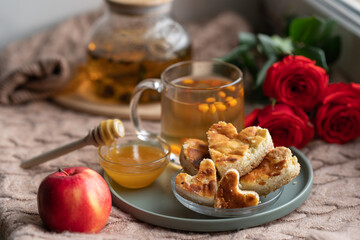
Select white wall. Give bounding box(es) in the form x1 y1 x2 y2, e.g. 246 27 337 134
0 0 102 49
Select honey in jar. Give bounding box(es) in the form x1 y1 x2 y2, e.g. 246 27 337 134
99 137 170 189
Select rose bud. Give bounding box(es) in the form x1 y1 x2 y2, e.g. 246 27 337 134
245 103 314 148
314 82 360 144
263 55 329 113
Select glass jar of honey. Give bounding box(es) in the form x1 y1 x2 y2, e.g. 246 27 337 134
73 0 191 104
98 133 171 189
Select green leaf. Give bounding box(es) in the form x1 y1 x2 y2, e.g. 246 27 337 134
218 45 249 63
295 46 329 71
249 87 269 104
240 52 258 77
254 55 278 88
258 34 279 58
271 35 294 54
289 17 324 45
322 35 341 64
317 19 337 43
271 98 277 107
290 16 341 65
238 32 257 46
285 15 298 36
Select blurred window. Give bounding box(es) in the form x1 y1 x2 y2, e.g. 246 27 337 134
306 0 360 37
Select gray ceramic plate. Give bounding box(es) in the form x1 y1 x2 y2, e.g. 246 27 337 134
105 147 313 232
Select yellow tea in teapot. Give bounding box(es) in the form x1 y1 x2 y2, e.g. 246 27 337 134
67 0 192 105
81 47 191 104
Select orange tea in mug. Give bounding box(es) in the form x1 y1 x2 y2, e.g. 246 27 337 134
130 61 244 163
161 76 244 152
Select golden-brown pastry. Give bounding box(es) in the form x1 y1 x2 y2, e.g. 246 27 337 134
207 122 274 177
175 158 217 206
240 147 300 196
214 169 259 209
179 138 210 175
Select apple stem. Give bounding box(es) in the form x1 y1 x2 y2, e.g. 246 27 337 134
58 168 69 176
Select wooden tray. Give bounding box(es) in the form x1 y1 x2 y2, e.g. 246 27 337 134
53 93 161 120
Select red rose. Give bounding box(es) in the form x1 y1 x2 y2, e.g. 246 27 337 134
263 55 329 112
314 82 360 144
245 103 314 148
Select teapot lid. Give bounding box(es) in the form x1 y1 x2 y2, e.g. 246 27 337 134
106 0 172 15
108 0 172 6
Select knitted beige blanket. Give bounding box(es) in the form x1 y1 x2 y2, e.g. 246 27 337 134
0 8 359 240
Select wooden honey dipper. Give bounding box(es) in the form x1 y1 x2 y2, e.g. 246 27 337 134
20 119 125 169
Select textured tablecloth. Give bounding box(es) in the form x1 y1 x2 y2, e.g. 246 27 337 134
0 8 360 240
1 102 360 240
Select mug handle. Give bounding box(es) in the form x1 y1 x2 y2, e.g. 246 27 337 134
130 78 163 139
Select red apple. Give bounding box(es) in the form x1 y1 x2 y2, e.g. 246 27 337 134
37 167 112 233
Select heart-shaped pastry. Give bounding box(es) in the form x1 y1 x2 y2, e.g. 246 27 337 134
207 121 274 177
240 146 300 196
214 169 259 208
179 138 210 176
175 158 217 206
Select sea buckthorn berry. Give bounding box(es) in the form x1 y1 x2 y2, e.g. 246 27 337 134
198 103 209 113
215 103 227 112
209 104 217 114
238 87 244 97
225 96 234 102
227 99 238 107
88 42 96 51
218 91 226 98
206 97 216 103
170 144 181 155
225 86 236 92
182 78 194 85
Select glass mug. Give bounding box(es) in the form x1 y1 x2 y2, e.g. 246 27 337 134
130 60 244 163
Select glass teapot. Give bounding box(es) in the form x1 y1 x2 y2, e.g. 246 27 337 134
73 0 192 104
